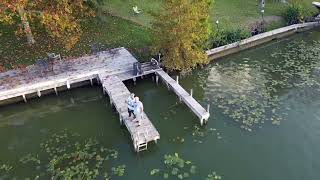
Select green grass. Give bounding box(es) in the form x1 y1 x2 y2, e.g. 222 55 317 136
0 0 318 67
0 15 152 68
104 0 318 28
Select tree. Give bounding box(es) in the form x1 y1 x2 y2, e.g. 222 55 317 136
152 0 212 72
0 0 95 49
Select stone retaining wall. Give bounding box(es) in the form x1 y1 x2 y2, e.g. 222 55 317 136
206 22 320 61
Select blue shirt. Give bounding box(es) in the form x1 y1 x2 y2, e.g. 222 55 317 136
127 96 135 110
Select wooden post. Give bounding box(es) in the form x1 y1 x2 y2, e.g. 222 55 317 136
156 75 159 85
37 90 41 97
207 104 210 113
176 76 179 84
54 87 58 95
90 78 93 86
119 113 123 125
22 94 27 103
190 89 193 97
133 77 136 86
66 80 70 89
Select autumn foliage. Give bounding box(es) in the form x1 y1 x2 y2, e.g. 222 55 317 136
152 0 212 72
0 0 95 49
0 65 6 72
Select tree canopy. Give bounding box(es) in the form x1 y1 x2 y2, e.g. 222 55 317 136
0 0 96 49
152 0 213 72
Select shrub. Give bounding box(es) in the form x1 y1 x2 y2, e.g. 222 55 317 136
250 21 267 36
208 28 250 48
282 0 315 25
283 4 304 25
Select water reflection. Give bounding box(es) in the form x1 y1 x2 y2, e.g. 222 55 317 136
0 93 103 127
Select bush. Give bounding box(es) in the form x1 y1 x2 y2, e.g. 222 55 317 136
208 28 250 48
250 21 267 36
283 4 304 25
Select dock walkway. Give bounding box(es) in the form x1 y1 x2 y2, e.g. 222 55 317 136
155 69 210 125
0 47 210 152
99 74 160 152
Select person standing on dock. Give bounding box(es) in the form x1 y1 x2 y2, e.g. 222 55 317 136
126 93 136 119
134 96 144 126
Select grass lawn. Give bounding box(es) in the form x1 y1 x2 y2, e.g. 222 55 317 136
104 0 318 28
0 15 152 68
0 0 318 68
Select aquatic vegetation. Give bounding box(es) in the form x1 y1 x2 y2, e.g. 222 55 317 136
150 153 222 179
171 136 185 143
111 165 126 176
209 40 320 131
0 164 13 173
206 171 222 180
150 153 196 179
2 130 125 179
191 125 222 143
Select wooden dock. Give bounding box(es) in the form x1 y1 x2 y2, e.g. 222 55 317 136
0 47 210 152
155 69 210 125
99 74 160 152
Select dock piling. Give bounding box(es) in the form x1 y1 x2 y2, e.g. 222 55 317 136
66 80 70 89
22 94 27 103
133 77 137 85
37 90 41 97
176 76 179 84
190 89 193 97
90 78 93 86
156 75 159 85
54 87 58 95
207 104 210 113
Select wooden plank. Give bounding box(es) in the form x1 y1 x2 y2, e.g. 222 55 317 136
0 47 162 152
0 47 141 101
99 75 160 151
156 69 210 124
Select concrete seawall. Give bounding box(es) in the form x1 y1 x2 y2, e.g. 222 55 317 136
206 22 320 61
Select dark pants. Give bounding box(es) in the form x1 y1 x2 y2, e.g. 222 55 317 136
128 108 135 118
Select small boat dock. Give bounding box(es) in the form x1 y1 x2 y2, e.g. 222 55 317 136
155 69 210 125
0 47 210 152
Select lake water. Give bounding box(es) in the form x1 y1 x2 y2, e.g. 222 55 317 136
0 30 320 179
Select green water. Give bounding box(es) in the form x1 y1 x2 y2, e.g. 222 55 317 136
1 30 320 179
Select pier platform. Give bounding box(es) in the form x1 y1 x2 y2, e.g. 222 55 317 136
0 47 210 152
99 74 160 152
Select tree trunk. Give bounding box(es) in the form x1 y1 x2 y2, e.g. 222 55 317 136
18 7 35 45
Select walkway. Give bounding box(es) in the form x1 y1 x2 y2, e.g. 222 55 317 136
99 74 160 152
0 47 210 152
155 69 210 125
